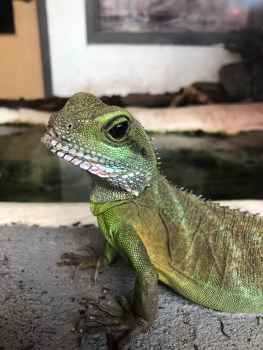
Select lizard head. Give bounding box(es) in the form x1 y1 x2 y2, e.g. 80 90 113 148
41 92 157 199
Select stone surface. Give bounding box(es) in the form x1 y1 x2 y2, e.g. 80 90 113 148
1 103 263 133
0 201 262 227
0 203 96 227
1 223 263 350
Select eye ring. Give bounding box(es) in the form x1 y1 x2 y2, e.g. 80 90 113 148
108 120 129 141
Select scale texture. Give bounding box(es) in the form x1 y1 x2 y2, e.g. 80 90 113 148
41 92 263 349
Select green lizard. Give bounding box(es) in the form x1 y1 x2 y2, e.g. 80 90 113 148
41 92 263 349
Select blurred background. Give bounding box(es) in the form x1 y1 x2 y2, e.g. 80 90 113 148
0 0 263 202
1 3 263 349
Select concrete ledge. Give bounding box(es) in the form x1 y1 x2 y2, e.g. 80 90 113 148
1 103 263 133
0 107 49 125
131 104 263 133
0 202 97 227
1 216 263 349
0 200 262 227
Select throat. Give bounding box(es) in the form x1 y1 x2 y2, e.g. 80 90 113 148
91 168 159 204
91 177 139 203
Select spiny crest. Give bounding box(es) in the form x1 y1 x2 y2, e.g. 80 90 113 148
175 185 263 237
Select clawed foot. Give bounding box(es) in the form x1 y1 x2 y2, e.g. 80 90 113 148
58 246 106 282
77 296 149 349
59 245 103 269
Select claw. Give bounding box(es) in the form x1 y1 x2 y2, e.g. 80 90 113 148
59 252 100 269
87 314 121 325
76 296 150 349
77 245 98 256
84 299 123 317
59 251 107 285
59 252 87 266
117 296 130 312
84 323 130 335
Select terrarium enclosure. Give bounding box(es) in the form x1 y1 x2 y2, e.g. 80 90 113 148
0 1 263 350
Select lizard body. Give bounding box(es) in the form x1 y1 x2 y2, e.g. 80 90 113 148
42 92 263 349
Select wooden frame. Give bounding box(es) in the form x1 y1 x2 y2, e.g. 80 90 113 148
36 0 52 97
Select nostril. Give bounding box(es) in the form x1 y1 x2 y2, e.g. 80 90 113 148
65 122 74 130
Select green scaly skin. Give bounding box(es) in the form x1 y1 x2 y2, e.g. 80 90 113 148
41 92 263 349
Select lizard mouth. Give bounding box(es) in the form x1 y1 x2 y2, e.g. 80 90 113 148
41 131 122 178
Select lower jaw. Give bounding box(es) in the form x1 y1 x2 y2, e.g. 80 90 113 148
41 133 119 179
51 146 121 178
41 133 141 196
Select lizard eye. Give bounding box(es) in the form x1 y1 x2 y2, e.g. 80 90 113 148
108 120 129 141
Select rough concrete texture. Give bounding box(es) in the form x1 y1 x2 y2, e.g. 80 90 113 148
1 103 263 133
1 224 263 350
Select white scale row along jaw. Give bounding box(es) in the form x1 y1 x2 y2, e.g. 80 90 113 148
41 131 152 197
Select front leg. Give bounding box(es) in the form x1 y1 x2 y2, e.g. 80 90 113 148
80 226 159 349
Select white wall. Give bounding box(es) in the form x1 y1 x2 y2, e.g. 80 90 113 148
46 0 240 97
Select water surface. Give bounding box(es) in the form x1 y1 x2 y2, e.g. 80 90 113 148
0 125 262 202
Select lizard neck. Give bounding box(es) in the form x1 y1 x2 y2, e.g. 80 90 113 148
90 176 136 203
90 167 160 204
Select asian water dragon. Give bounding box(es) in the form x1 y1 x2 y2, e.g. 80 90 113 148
41 92 263 349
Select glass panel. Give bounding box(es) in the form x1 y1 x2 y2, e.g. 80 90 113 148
99 0 249 33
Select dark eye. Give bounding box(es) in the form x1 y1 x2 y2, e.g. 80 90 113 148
108 121 129 140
